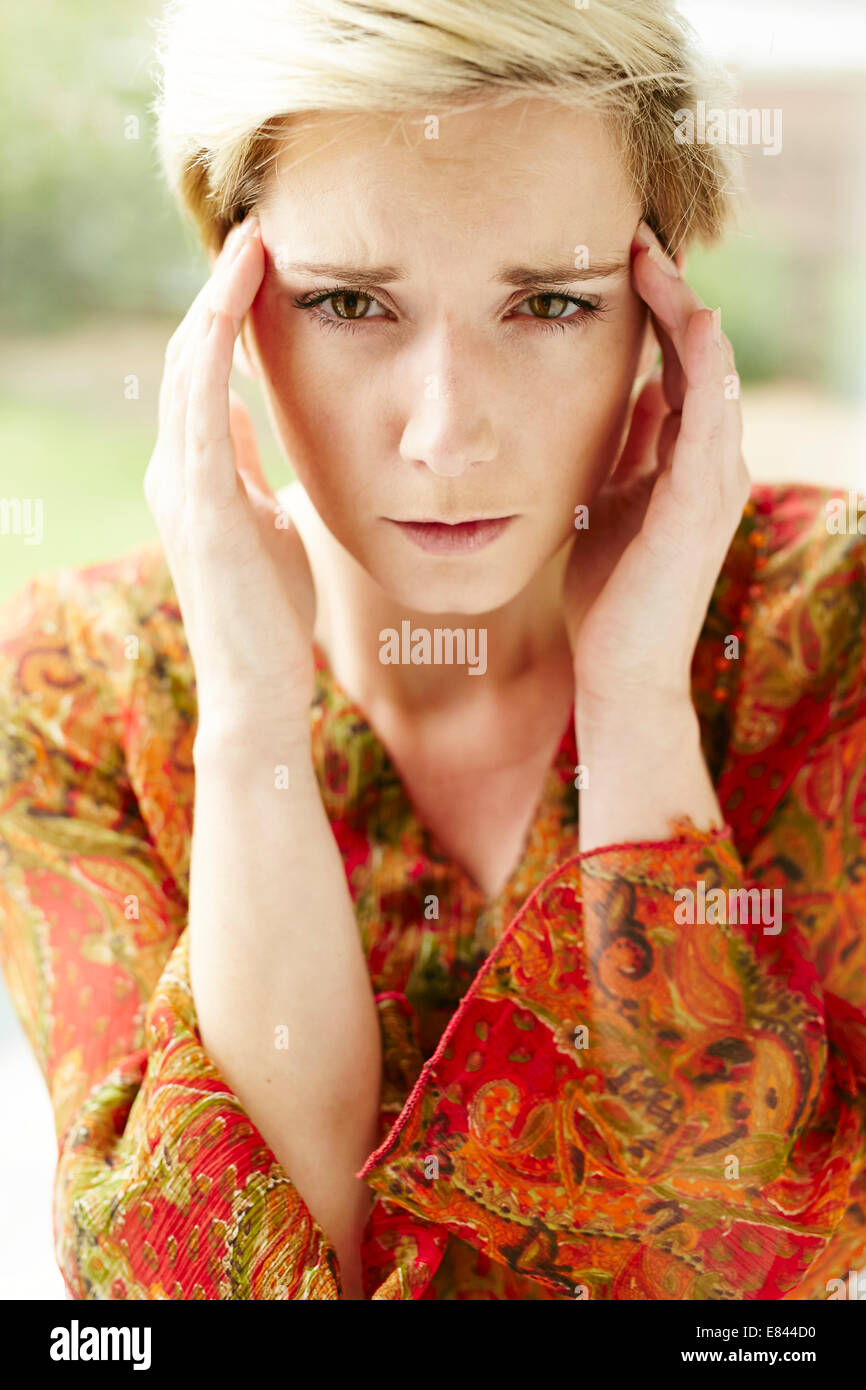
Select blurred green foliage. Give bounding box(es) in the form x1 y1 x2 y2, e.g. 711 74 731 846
0 0 203 331
0 392 160 600
0 375 292 603
687 218 865 398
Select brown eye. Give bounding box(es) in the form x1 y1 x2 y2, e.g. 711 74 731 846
522 293 577 320
330 291 373 320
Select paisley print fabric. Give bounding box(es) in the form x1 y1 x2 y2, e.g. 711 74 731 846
0 481 864 1300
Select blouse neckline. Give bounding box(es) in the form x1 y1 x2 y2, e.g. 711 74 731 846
310 637 579 922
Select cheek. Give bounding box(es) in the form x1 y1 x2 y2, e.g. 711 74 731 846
536 321 642 460
249 298 369 501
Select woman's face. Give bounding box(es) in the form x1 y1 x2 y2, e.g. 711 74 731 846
248 97 654 616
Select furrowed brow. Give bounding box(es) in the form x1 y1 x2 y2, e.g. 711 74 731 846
276 257 630 288
495 258 630 288
276 262 407 287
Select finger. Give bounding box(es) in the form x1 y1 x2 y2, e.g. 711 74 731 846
150 220 261 525
209 225 264 328
657 409 680 474
157 218 259 430
654 297 742 494
613 372 668 481
651 315 686 414
169 228 262 432
152 319 209 518
717 332 746 507
160 224 248 374
169 228 266 511
631 222 707 401
163 298 214 505
670 307 732 508
631 223 743 499
185 309 240 511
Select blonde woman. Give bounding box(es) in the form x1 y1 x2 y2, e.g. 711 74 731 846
1 0 864 1302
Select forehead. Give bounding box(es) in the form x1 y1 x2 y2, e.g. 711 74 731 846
259 99 640 260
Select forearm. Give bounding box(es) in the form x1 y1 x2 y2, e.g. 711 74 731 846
188 723 381 1298
576 696 725 853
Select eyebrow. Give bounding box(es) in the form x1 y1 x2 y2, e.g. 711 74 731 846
275 257 630 288
496 257 630 288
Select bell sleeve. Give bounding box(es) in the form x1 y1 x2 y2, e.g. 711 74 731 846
359 816 866 1299
0 570 342 1299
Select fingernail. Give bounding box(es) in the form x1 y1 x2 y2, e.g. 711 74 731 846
712 306 722 347
635 221 680 278
222 215 259 258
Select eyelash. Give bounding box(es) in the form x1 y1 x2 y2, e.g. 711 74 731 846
290 286 606 336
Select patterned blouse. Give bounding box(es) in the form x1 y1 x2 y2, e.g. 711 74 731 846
1 481 864 1301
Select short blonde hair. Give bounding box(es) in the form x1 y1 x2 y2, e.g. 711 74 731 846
152 0 741 260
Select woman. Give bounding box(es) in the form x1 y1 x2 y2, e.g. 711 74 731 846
1 0 864 1301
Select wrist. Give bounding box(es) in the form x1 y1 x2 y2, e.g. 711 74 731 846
576 688 698 754
193 711 313 771
575 697 724 852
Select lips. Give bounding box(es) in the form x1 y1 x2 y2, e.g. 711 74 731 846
386 516 515 555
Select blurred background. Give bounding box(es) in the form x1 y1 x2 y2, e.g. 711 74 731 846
1 0 865 1298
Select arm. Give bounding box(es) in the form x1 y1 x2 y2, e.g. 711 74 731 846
142 213 382 1297
189 723 381 1300
0 569 372 1299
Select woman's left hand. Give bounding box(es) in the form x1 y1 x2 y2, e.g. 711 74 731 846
563 220 751 727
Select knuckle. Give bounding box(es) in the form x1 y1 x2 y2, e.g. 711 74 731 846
185 423 224 470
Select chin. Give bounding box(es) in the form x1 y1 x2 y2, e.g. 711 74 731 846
375 566 535 619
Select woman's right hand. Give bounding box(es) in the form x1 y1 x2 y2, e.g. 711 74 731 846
144 215 318 744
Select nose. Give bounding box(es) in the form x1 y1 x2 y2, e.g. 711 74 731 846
398 359 498 478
